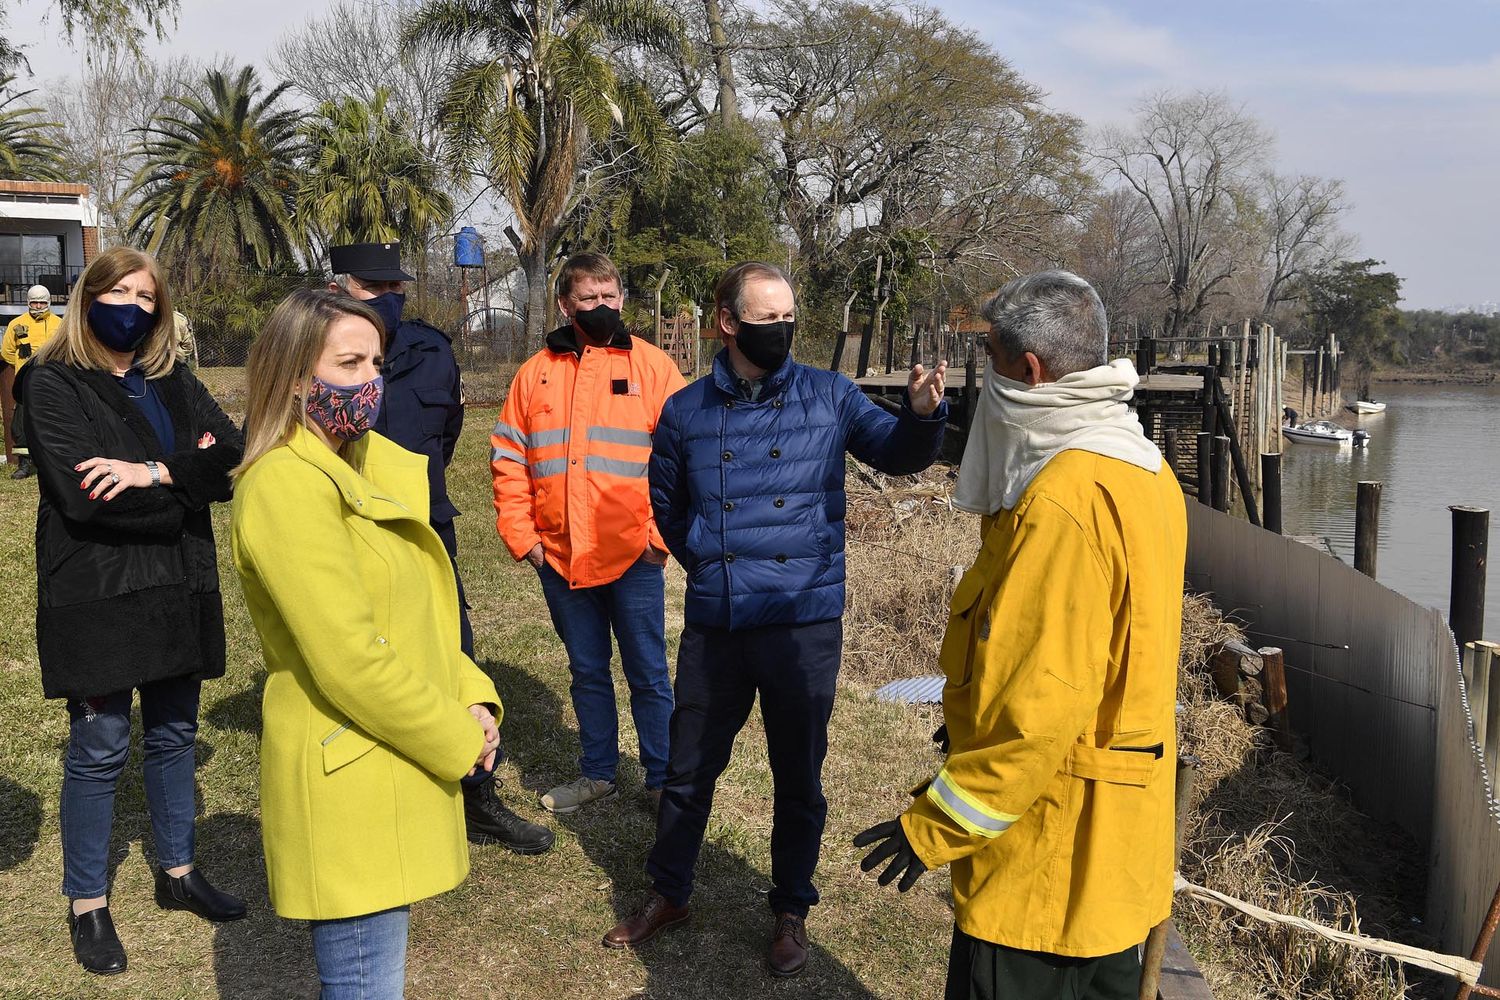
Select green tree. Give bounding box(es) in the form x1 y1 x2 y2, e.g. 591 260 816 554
0 76 66 180
299 87 455 255
1304 259 1403 363
0 0 177 74
402 0 684 340
128 66 306 276
599 124 781 312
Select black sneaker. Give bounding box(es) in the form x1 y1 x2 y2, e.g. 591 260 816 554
464 777 555 855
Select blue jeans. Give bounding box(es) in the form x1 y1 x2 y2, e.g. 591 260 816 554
60 675 201 898
310 906 410 1000
536 557 673 788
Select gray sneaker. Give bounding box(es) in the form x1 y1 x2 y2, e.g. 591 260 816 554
541 777 616 815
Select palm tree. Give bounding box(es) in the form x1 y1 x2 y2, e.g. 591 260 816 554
0 76 66 181
402 0 684 340
128 66 306 275
299 87 455 257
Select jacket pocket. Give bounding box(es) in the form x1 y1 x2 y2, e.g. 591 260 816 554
414 385 456 440
1063 743 1158 787
321 721 378 774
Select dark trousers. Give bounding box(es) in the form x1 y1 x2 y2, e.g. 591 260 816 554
646 618 841 918
946 926 1142 1000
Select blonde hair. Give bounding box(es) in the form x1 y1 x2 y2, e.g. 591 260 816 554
233 288 385 479
38 246 176 377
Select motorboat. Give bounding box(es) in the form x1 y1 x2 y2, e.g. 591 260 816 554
1283 420 1354 446
1347 399 1387 415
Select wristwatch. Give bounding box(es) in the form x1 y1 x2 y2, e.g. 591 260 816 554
145 460 161 487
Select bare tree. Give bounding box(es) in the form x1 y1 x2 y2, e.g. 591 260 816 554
1094 90 1268 337
1073 188 1161 330
43 52 203 243
1256 171 1352 317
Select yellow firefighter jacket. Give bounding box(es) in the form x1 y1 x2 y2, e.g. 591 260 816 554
902 449 1187 958
1 310 61 369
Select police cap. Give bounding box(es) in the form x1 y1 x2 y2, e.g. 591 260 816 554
329 242 415 282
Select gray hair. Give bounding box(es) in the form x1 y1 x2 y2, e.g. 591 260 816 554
331 274 353 292
715 261 792 319
979 270 1108 377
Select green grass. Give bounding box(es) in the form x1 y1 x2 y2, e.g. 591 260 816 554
0 423 955 999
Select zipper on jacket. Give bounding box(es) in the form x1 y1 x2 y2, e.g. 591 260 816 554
321 722 351 746
1112 742 1165 759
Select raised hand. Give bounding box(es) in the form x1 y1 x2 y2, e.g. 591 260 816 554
907 361 948 417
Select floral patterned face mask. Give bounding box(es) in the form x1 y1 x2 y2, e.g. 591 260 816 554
306 374 384 441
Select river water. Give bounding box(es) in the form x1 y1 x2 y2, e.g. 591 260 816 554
1279 381 1500 628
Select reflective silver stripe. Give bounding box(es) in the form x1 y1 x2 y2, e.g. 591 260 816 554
492 421 526 450
930 773 1013 836
530 427 570 448
585 455 648 478
491 446 527 466
587 426 653 448
532 457 568 479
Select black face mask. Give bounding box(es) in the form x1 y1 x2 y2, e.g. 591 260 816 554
572 304 625 344
733 319 794 371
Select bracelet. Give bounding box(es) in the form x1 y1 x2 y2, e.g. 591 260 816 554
145 461 161 487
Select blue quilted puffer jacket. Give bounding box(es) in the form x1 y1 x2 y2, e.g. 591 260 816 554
649 348 947 630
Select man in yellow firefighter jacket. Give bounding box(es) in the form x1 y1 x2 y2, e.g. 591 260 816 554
1 285 62 478
855 270 1187 1000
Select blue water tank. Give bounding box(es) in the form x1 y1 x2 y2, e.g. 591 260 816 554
454 226 484 268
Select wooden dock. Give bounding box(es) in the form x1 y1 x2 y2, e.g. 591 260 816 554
853 369 1214 399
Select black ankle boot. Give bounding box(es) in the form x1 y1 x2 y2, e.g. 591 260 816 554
464 777 555 855
154 867 247 922
68 905 126 975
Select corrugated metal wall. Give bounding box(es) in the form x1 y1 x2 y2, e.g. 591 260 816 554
1184 500 1500 987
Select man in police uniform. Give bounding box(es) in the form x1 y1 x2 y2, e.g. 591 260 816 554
2 285 63 479
329 241 554 856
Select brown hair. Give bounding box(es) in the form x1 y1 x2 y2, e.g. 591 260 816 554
713 261 791 322
232 288 385 478
37 246 176 377
555 252 622 299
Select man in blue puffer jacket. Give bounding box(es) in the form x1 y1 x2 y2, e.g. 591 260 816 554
602 261 948 976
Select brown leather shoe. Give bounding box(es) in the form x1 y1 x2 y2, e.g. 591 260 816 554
602 890 689 949
768 912 808 977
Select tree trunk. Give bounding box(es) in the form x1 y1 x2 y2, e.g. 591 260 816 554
519 242 550 346
703 0 738 126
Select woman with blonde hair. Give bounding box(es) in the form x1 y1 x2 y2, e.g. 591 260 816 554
23 245 246 976
230 288 501 999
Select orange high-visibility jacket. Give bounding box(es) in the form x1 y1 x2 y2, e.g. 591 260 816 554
491 325 686 589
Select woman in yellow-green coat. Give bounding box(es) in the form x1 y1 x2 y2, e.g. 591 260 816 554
230 289 502 1000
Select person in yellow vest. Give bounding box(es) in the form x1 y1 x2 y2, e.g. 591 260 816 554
2 285 64 478
854 270 1187 1000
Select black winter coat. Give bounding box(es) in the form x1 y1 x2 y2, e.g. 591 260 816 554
23 361 243 700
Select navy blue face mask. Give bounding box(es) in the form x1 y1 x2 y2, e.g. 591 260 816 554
88 300 156 353
365 291 405 335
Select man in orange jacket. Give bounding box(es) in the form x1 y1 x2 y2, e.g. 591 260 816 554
492 253 686 815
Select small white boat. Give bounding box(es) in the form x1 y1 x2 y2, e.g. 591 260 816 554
1283 420 1354 446
1347 400 1387 415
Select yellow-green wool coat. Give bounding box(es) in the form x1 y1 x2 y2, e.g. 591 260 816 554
232 426 501 920
903 450 1187 958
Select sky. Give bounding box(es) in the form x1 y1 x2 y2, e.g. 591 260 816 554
8 0 1497 309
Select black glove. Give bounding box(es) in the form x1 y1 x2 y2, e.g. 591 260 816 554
933 723 949 754
853 819 928 892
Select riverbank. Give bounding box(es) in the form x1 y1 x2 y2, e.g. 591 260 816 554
1370 364 1500 386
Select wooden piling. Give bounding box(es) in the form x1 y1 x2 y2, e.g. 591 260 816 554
855 317 875 379
962 336 979 434
1262 453 1282 534
1165 430 1180 476
1212 435 1231 513
1483 641 1500 779
1355 481 1383 579
1450 506 1490 652
1259 647 1293 752
1470 642 1493 752
1196 432 1213 507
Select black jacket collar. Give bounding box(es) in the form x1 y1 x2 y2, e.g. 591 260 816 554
71 364 191 455
545 322 633 358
